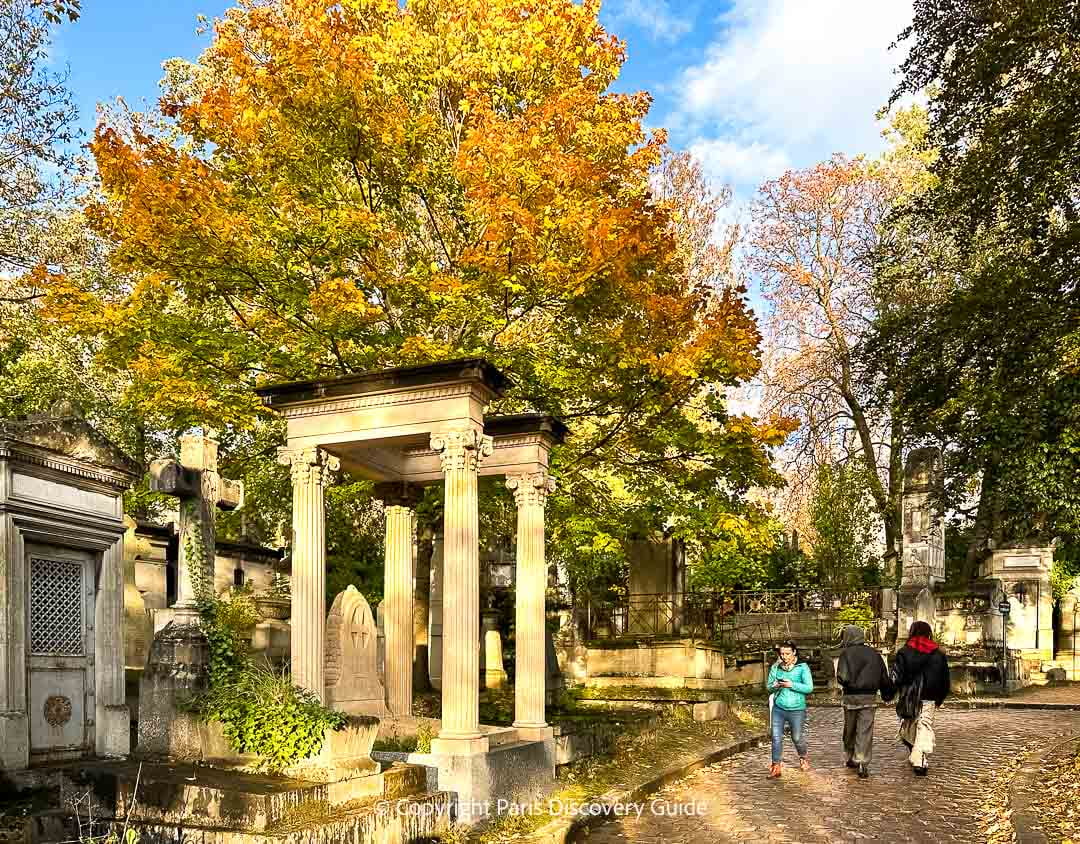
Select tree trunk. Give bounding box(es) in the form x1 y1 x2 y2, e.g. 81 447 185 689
963 456 999 582
885 416 904 585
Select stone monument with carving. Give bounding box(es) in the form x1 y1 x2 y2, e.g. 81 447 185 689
137 431 243 759
897 448 945 637
325 586 390 717
900 448 945 587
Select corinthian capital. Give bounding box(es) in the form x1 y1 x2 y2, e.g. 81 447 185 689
277 446 340 488
506 471 556 508
429 428 493 474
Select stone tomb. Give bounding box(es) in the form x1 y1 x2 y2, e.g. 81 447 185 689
0 410 138 771
982 544 1055 660
256 358 567 823
137 431 244 761
55 713 452 843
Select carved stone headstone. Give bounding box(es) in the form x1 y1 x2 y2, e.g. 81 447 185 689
325 586 389 717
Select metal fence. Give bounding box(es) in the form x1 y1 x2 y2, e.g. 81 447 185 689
575 588 885 652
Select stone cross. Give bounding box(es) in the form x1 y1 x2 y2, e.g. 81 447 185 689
150 431 243 618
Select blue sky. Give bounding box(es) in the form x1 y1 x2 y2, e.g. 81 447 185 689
53 0 913 206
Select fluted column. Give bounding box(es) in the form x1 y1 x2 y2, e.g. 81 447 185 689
374 483 420 718
430 429 492 744
278 446 338 701
507 470 555 732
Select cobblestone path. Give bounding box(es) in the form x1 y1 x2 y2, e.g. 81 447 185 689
588 707 1080 843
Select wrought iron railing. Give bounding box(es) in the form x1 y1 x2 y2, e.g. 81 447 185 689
575 588 885 652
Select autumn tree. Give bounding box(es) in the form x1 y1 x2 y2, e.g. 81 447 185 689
750 155 904 572
43 0 787 591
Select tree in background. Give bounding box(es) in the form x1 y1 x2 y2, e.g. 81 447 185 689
750 154 901 568
809 462 881 590
0 0 80 273
0 0 176 516
749 107 939 583
39 0 788 594
872 2 1080 579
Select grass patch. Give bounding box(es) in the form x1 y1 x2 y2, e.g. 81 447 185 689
467 704 764 843
372 735 418 753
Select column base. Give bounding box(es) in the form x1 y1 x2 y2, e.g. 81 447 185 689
512 723 553 742
431 735 490 756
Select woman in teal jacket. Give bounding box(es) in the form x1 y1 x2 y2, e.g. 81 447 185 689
766 640 814 778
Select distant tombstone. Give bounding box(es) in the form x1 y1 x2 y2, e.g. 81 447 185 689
325 586 389 717
481 611 507 690
901 448 945 586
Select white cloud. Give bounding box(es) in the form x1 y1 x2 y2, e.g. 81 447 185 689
606 0 693 43
676 0 913 191
689 136 791 192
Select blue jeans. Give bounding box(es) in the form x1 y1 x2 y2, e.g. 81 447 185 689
771 705 808 763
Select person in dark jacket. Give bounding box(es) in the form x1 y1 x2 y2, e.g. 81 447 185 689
836 624 894 779
891 621 951 776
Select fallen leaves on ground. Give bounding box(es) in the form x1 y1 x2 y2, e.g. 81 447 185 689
1030 741 1080 843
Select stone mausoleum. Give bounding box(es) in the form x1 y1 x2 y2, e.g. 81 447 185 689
0 409 139 770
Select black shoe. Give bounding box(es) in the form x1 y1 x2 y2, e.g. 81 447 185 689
857 764 869 779
914 766 929 777
846 760 858 769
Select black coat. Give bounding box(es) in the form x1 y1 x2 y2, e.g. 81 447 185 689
837 643 894 697
891 644 951 707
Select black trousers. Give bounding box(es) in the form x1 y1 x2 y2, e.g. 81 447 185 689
843 706 876 764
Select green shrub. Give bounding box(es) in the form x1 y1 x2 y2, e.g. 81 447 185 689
189 589 345 771
1051 546 1080 599
415 721 434 753
195 662 346 772
834 601 876 637
198 589 260 688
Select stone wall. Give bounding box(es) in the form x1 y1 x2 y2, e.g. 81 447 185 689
583 639 727 683
123 520 286 675
557 636 766 693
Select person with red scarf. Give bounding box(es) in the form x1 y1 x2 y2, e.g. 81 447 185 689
891 621 951 776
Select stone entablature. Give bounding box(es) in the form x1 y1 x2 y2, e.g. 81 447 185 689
123 520 286 673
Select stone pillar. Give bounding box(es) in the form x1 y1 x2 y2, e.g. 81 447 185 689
96 537 130 757
0 512 29 770
428 529 444 691
374 483 420 718
507 470 555 735
278 446 338 701
430 429 491 749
